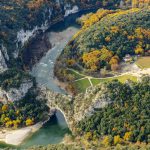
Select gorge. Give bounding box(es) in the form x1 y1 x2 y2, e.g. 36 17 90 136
0 8 97 149
0 0 150 149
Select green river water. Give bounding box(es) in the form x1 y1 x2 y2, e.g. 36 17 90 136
0 9 96 149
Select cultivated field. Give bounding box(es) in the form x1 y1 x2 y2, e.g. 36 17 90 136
136 57 150 69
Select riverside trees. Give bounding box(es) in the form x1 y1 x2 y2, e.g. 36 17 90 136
55 8 150 80
0 88 49 128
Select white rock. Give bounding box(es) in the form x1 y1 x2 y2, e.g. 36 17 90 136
0 81 33 102
64 5 79 17
0 49 7 73
15 20 49 58
1 44 9 61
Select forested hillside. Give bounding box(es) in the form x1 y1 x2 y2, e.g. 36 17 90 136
28 76 150 149
55 8 150 79
0 88 49 128
1 0 149 70
0 0 122 70
76 76 150 148
0 1 150 149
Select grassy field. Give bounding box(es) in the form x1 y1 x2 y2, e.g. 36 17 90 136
73 79 91 93
136 57 150 69
91 74 137 86
73 74 137 93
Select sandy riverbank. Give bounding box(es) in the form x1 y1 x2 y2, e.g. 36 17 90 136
0 122 42 146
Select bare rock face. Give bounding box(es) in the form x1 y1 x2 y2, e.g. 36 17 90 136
0 80 33 103
0 49 7 73
0 0 99 70
64 5 79 17
22 31 51 68
41 83 111 131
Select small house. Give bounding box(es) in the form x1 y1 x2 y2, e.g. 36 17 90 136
123 54 132 62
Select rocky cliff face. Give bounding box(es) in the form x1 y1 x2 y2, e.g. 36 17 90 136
0 49 8 73
22 31 51 68
0 80 33 103
41 83 112 131
0 0 104 70
0 0 102 102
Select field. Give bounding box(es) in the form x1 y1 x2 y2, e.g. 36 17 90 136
73 79 91 93
91 75 137 86
69 69 138 93
136 57 150 69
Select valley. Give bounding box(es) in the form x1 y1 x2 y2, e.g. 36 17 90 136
0 0 150 150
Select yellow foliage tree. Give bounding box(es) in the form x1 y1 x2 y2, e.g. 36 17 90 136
13 119 21 129
123 132 132 141
114 135 122 145
105 36 111 42
99 47 113 62
82 50 101 71
102 136 112 146
84 132 93 141
109 55 119 65
2 105 8 112
132 0 139 8
4 117 10 122
27 0 45 10
5 120 13 128
135 45 144 54
81 10 115 29
25 118 34 126
110 26 119 34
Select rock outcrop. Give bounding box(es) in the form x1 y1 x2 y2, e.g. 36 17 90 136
40 83 111 131
0 80 33 103
23 31 51 68
0 0 102 70
0 48 7 73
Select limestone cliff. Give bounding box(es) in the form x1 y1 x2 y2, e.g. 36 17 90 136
40 83 112 131
0 80 33 103
0 0 125 70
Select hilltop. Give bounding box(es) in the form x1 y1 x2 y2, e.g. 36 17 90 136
55 8 150 93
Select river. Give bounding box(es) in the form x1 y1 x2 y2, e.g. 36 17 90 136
0 9 96 149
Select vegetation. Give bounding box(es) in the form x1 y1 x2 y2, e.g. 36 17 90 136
1 1 150 149
55 8 150 81
72 73 137 93
0 88 49 128
132 0 150 8
0 69 33 91
136 57 150 69
77 76 150 146
28 144 83 150
28 76 150 149
91 74 137 86
57 68 137 93
28 143 150 150
73 79 91 93
0 0 124 68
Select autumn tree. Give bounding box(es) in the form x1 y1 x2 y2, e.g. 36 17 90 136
102 136 113 146
26 118 34 126
114 135 122 145
82 50 101 71
109 55 120 71
123 132 132 141
135 45 144 54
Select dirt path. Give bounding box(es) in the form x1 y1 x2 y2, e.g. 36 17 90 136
68 64 150 87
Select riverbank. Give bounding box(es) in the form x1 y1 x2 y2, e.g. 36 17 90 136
23 7 98 70
0 122 42 146
0 10 87 148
